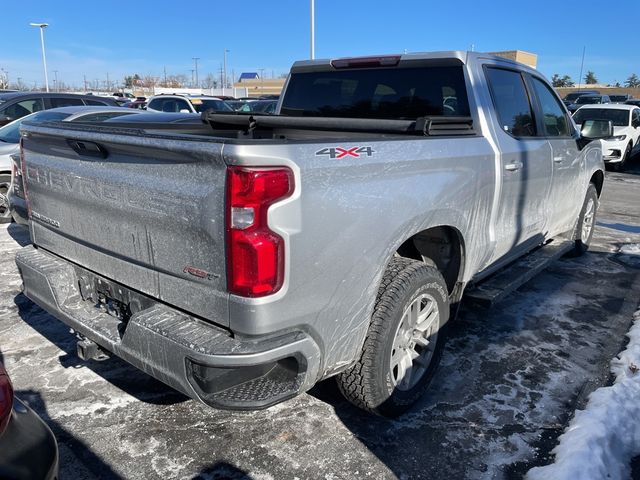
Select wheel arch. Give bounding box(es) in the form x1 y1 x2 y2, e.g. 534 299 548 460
590 169 604 197
395 225 466 299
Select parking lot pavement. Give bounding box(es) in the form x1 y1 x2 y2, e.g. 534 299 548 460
1 161 639 480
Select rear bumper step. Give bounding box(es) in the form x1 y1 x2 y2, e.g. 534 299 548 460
15 246 321 410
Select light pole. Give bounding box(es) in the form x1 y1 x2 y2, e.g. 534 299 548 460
578 46 586 90
30 22 50 92
192 57 200 88
310 0 315 59
53 70 58 92
259 68 265 95
223 49 229 94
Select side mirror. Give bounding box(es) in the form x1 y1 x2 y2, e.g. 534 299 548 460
578 119 613 150
0 115 14 125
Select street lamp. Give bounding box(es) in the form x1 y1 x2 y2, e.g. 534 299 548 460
310 0 315 59
30 22 50 92
192 57 200 88
223 49 230 94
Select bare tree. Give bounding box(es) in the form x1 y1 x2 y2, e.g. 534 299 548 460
201 73 217 89
141 74 159 89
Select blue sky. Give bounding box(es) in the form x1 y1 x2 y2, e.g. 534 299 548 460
3 0 639 89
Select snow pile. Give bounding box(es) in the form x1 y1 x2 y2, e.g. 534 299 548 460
527 308 640 480
620 244 640 255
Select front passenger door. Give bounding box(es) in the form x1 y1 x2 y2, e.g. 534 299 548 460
528 76 582 237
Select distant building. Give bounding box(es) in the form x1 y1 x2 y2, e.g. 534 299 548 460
238 72 260 82
489 50 538 69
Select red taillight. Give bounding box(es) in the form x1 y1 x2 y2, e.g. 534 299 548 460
331 55 401 69
0 365 13 436
226 166 294 297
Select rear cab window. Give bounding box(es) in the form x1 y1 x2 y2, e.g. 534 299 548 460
280 65 471 120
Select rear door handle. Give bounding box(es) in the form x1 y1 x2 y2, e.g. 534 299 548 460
553 156 564 163
504 161 523 171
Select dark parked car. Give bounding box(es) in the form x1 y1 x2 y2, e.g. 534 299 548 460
0 359 59 479
0 92 119 127
126 99 147 109
625 99 640 108
609 94 633 103
248 99 278 114
562 90 599 107
567 94 611 113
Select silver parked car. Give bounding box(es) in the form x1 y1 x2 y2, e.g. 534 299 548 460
2 106 143 224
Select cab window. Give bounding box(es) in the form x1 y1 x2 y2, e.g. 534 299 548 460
530 77 570 137
485 68 536 137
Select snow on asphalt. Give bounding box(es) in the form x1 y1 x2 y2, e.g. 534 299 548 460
527 306 640 480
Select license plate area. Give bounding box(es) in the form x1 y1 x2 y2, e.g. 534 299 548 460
75 268 156 323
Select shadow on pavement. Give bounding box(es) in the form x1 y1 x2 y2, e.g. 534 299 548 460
308 248 640 479
16 389 126 480
192 462 254 480
14 293 188 407
6 223 30 247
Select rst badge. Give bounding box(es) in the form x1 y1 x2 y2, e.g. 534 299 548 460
315 146 375 159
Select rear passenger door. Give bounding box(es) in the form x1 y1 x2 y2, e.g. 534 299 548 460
527 75 581 237
484 67 553 263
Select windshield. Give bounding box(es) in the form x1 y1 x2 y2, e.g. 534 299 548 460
576 96 602 104
191 99 233 113
0 110 70 143
281 65 470 119
573 108 629 127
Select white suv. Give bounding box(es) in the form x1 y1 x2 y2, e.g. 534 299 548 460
146 95 233 114
573 104 640 171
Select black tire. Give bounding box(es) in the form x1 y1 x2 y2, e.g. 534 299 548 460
0 174 12 224
572 183 598 256
337 257 449 417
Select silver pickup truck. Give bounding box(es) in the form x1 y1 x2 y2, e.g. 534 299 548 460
15 51 610 417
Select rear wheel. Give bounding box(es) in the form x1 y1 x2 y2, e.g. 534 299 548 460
337 257 449 417
572 183 598 256
0 174 12 224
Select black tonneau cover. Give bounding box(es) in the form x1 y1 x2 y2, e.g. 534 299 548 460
201 112 475 137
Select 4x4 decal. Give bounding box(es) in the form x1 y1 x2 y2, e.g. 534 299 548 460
315 146 375 159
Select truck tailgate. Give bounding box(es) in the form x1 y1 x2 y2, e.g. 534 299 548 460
21 124 229 326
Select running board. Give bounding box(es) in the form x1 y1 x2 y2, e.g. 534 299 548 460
464 240 574 307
